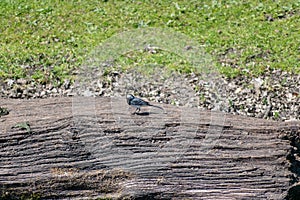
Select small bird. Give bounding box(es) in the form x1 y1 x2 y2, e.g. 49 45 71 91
126 94 164 114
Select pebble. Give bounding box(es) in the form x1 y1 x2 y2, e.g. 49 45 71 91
40 91 46 97
51 88 58 93
16 78 27 85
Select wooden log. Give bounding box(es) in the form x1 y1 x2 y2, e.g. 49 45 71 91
0 97 297 199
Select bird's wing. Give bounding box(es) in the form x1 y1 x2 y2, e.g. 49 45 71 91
131 98 149 106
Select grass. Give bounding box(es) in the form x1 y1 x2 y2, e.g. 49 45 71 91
0 0 299 85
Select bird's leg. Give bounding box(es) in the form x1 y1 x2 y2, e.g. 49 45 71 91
133 107 140 115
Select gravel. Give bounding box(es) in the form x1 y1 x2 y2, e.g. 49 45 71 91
1 67 299 121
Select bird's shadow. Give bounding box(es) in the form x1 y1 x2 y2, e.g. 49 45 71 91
132 111 167 116
132 112 150 116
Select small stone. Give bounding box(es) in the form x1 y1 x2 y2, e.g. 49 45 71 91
6 79 15 87
40 91 46 97
23 89 28 96
51 88 58 94
16 78 27 85
234 87 242 94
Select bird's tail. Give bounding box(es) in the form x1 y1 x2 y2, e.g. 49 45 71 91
149 104 164 110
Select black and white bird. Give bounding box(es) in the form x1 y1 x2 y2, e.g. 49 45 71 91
126 94 164 114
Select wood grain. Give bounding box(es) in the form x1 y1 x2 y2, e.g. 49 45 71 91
0 97 297 199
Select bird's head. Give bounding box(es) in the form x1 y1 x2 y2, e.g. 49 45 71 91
126 94 135 104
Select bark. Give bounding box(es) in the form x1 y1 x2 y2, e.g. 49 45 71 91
0 97 298 199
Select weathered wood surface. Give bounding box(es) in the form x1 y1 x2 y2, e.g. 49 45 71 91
0 97 297 199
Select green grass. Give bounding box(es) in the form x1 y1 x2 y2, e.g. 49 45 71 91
0 0 300 85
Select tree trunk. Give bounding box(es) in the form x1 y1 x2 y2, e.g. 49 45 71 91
0 97 297 199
